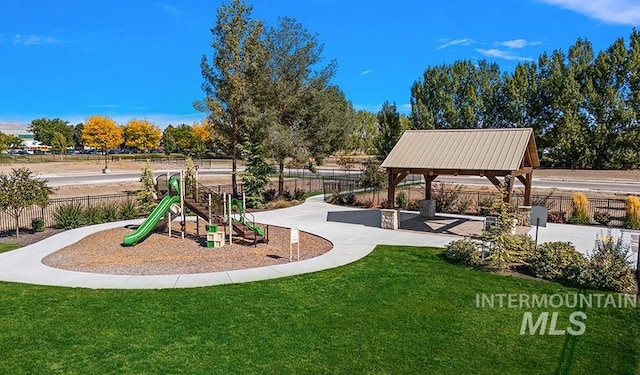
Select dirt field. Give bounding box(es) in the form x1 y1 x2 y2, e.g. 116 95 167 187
3 159 638 198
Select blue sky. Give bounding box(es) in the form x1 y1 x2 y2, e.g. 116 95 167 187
1 0 640 128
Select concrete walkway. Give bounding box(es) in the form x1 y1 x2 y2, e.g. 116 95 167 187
0 196 453 289
0 195 635 289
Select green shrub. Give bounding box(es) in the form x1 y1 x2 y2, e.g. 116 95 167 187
445 239 480 266
119 200 139 220
507 234 535 258
328 191 356 206
527 242 586 283
478 197 493 216
455 198 473 214
395 192 408 208
31 217 45 232
101 204 120 223
433 183 462 213
293 188 306 201
53 203 85 230
84 206 105 225
579 235 635 293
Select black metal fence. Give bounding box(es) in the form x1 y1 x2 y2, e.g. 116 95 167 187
0 176 329 234
0 192 138 233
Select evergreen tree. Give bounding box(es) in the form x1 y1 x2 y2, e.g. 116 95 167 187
197 0 264 197
241 139 275 208
137 161 157 215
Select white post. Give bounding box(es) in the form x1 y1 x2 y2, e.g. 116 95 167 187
223 193 227 245
242 192 246 219
167 210 171 238
228 194 232 245
180 170 185 240
208 193 212 226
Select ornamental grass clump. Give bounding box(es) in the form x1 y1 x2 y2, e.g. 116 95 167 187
624 195 640 230
569 192 590 224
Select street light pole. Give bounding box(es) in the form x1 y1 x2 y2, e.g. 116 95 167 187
102 141 110 174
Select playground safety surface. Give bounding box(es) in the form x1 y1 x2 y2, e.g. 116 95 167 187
42 223 332 275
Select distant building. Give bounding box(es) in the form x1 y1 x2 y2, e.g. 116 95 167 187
0 121 34 141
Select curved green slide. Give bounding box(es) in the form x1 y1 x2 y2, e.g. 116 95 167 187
122 177 181 246
231 198 264 237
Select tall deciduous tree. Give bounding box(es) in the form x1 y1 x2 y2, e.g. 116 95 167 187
374 101 404 161
197 0 264 197
163 124 199 153
259 16 342 195
0 168 51 237
82 115 124 151
51 131 67 155
29 118 73 146
124 119 161 151
346 110 378 153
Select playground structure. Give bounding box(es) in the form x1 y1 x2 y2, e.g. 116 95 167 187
122 170 268 247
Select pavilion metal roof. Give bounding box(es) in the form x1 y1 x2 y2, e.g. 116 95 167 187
381 128 539 172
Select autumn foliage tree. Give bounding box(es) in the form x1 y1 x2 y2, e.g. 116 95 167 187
82 115 124 151
124 119 161 151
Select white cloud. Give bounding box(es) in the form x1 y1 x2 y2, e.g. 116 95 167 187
539 0 640 25
361 69 374 76
437 38 475 50
476 48 534 61
156 3 183 16
13 34 60 46
498 39 542 49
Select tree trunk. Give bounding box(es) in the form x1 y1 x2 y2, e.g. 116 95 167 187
14 215 20 238
278 160 285 197
232 138 238 198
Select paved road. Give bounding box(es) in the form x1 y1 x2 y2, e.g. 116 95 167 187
39 168 640 194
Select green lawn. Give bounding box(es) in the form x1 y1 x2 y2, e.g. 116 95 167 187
0 242 21 253
0 246 637 374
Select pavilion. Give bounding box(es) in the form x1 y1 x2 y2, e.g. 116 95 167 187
381 128 539 208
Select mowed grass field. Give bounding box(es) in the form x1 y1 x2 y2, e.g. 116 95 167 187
0 246 638 374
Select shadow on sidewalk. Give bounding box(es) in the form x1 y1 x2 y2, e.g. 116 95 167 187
325 209 488 237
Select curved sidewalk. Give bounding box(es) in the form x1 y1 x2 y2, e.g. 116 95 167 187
0 196 454 289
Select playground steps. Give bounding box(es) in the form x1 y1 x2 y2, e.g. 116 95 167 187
232 221 265 242
184 198 225 224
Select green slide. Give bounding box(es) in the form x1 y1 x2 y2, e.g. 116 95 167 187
122 176 181 246
231 198 264 237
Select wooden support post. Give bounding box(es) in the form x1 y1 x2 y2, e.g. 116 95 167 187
520 172 532 206
387 169 396 208
422 173 437 200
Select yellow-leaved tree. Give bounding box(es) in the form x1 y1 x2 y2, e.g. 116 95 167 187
82 115 124 150
192 120 211 144
124 119 161 151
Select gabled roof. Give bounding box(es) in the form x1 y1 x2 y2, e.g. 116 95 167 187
381 128 539 171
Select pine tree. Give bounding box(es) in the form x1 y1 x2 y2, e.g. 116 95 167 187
136 161 157 215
